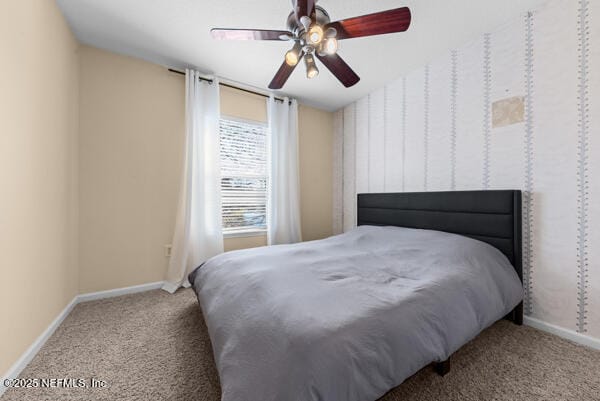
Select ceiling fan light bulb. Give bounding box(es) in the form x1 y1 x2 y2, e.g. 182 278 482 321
307 25 324 45
309 31 320 43
305 54 319 79
324 37 338 55
285 51 299 66
285 42 302 66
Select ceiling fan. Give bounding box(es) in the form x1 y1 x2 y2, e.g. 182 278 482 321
211 0 411 89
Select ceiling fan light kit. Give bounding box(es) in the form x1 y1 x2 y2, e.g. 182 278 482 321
321 37 338 56
211 0 411 90
285 41 303 66
307 24 324 45
304 53 319 79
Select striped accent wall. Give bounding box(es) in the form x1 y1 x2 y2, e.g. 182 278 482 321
332 0 600 341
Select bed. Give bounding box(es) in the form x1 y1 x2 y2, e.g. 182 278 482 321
189 190 524 401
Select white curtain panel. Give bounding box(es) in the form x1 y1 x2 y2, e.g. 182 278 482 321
163 70 223 293
267 96 302 245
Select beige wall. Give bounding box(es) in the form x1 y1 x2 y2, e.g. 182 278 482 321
0 0 80 377
78 46 334 291
298 105 333 241
78 46 185 293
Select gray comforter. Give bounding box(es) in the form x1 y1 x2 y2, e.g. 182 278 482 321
190 226 523 401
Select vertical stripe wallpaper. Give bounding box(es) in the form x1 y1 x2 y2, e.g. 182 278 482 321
423 65 430 191
523 11 535 315
383 79 404 193
332 0 599 340
450 51 458 191
332 109 343 235
401 77 407 192
575 0 591 334
383 86 388 192
482 33 492 190
585 0 600 338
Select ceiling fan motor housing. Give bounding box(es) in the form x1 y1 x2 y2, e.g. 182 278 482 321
286 6 330 36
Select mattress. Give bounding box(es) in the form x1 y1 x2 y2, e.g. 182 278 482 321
189 225 523 401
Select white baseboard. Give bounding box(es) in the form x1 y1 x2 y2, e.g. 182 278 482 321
524 316 600 351
77 281 165 303
0 297 78 397
1 281 165 397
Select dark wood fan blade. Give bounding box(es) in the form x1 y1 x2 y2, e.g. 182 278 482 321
315 53 360 87
211 28 293 41
268 52 305 89
294 0 316 22
326 7 411 40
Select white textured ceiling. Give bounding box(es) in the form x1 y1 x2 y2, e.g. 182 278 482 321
56 0 548 111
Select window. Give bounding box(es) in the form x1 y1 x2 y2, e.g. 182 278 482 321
219 118 268 236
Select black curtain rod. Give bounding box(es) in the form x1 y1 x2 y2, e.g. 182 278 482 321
168 68 288 104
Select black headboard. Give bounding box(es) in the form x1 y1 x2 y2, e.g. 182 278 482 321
357 190 522 281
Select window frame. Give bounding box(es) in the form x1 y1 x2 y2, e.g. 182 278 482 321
219 114 269 238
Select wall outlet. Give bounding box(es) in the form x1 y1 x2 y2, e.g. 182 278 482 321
164 244 172 257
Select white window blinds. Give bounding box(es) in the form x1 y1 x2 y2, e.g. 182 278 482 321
219 118 268 234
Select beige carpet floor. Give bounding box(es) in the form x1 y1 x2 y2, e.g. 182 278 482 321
2 289 600 401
